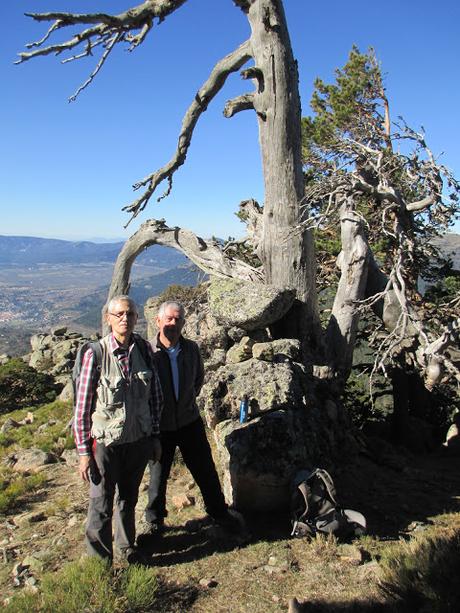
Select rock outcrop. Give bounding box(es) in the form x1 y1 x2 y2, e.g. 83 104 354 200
207 278 295 330
163 280 354 512
28 327 99 389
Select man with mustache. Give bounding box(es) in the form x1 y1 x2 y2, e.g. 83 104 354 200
140 300 242 540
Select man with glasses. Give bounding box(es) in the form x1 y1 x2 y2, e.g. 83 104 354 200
74 294 162 564
139 300 245 543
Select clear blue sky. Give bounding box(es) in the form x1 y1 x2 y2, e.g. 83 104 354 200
2 0 460 241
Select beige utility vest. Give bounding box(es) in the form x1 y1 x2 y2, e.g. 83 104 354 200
91 336 153 446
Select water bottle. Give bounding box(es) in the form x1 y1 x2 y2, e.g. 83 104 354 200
239 395 249 423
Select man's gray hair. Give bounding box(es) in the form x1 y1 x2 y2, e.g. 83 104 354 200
158 300 185 319
107 294 138 314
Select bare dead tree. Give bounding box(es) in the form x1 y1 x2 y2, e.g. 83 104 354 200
18 3 459 395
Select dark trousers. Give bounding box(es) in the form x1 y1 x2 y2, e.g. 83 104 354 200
145 418 227 523
86 437 151 559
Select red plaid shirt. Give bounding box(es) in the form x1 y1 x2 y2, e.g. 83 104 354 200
74 333 163 455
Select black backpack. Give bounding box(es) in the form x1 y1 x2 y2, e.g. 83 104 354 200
290 468 366 540
72 340 103 404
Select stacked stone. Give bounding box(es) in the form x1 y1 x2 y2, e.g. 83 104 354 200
28 327 99 401
144 278 351 514
29 327 97 378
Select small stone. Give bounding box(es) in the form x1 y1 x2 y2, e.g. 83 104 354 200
272 595 280 603
13 448 56 473
357 560 381 580
171 493 195 509
67 515 80 528
338 544 363 566
226 336 254 364
0 418 20 434
61 449 79 466
252 342 274 362
14 512 47 528
199 577 218 588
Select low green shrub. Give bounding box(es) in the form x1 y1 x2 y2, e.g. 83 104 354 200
157 282 207 308
122 565 158 610
0 471 47 513
0 359 61 415
4 557 158 613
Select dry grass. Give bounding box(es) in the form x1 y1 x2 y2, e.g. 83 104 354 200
1 416 460 612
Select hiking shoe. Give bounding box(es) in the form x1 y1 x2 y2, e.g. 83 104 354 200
213 509 250 540
183 516 213 533
117 546 150 566
136 520 165 546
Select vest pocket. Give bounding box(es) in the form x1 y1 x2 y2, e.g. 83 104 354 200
97 376 124 406
133 369 152 400
91 409 124 441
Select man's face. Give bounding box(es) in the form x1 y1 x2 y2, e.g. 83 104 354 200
157 306 184 345
106 300 138 339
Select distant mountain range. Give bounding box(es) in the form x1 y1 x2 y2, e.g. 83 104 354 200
0 235 187 268
0 235 201 355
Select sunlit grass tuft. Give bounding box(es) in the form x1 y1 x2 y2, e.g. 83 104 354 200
379 523 460 612
4 556 159 613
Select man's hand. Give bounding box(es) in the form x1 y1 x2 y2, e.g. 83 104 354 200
78 455 91 482
151 437 162 463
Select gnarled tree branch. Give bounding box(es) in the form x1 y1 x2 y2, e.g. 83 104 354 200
224 93 255 117
107 218 263 302
122 39 253 223
17 2 187 101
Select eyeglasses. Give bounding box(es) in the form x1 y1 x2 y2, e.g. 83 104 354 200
108 311 137 320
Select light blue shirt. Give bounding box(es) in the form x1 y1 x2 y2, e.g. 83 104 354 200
166 343 181 401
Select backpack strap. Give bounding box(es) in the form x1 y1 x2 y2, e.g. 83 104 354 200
89 340 103 385
312 468 338 506
296 480 311 520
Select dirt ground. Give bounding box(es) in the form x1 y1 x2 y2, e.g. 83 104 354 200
1 444 460 612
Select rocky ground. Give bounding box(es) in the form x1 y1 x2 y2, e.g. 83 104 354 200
1 438 460 612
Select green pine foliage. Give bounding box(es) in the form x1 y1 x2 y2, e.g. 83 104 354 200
302 46 459 433
0 359 60 415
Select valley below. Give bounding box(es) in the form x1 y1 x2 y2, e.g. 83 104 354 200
0 237 202 356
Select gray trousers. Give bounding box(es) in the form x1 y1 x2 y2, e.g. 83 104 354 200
85 437 151 559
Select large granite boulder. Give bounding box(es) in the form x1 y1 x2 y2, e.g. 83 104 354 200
198 353 355 512
199 358 307 427
211 407 334 512
208 279 295 331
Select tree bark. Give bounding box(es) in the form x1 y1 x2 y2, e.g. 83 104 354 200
325 197 370 379
102 218 263 333
246 0 320 346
